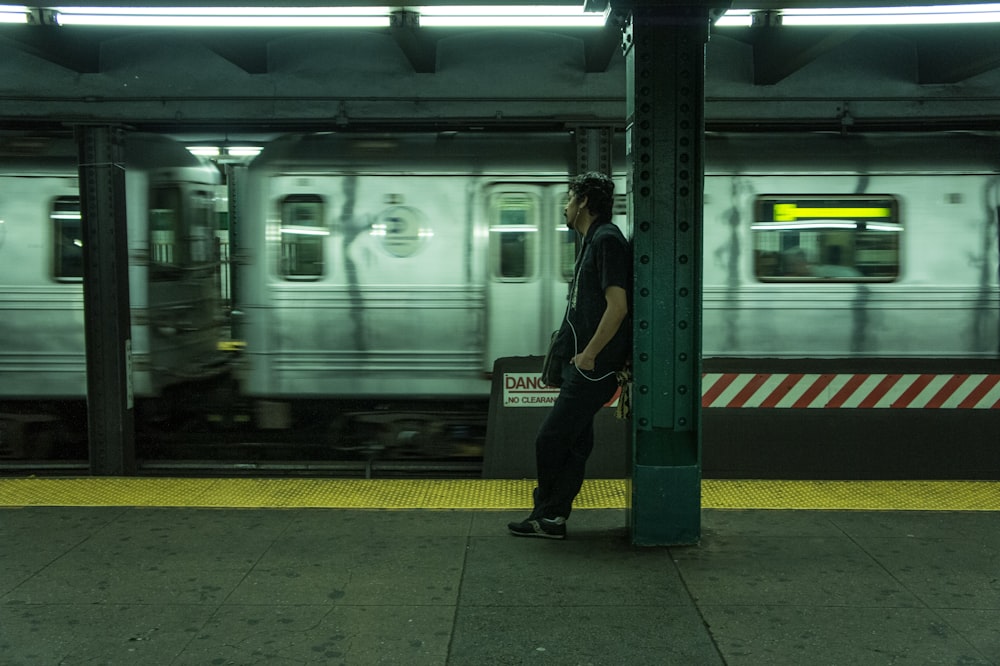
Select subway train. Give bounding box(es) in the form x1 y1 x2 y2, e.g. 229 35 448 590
235 130 1000 477
0 133 228 459
2 129 997 477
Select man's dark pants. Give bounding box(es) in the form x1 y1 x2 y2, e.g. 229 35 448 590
531 363 619 520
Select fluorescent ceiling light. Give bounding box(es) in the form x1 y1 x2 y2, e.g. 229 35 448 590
781 4 1000 26
0 4 27 23
22 4 1000 30
418 5 606 28
713 5 1000 27
188 146 263 158
53 6 391 28
714 10 754 28
226 146 263 158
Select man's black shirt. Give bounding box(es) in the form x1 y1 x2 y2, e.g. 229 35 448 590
555 221 632 377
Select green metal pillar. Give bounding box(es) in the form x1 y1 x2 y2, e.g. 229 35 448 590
614 2 727 545
77 125 135 475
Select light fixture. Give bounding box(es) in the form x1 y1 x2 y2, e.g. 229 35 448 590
0 4 27 23
417 5 607 28
225 146 263 158
712 5 1000 28
17 4 996 31
51 6 392 28
188 145 263 160
713 9 754 28
778 4 1000 27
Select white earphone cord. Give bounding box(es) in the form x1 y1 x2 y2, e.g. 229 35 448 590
565 231 616 383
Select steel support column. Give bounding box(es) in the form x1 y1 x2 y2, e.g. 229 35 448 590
77 125 135 475
614 2 724 545
573 126 614 176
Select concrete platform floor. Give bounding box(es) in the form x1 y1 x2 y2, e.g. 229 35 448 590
1 506 999 665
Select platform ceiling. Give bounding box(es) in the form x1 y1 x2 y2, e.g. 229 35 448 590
2 1 1000 134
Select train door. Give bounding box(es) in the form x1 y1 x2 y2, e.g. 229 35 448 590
546 185 578 336
484 184 564 368
483 181 627 371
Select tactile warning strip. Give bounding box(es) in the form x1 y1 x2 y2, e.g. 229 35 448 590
0 478 997 511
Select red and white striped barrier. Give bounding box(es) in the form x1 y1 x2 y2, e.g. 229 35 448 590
702 373 1000 409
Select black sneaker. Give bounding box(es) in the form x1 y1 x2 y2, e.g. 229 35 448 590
507 517 566 539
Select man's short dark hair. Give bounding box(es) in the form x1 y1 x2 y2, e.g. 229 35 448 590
569 171 614 224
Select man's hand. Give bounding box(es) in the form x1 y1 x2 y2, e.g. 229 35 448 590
571 351 597 371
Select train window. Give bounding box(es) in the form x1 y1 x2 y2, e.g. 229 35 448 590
280 194 326 279
558 225 576 281
150 187 219 273
188 191 216 265
555 192 576 280
150 188 182 268
490 193 538 281
52 196 82 282
752 195 901 282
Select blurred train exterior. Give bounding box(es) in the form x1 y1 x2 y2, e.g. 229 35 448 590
2 129 997 477
697 132 1000 478
240 131 999 385
237 130 1000 477
0 134 227 458
238 133 627 404
701 132 998 361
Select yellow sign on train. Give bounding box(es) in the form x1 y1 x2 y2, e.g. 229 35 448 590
773 203 892 221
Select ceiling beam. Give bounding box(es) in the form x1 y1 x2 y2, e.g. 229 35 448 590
390 10 437 73
582 22 622 73
193 33 271 74
911 25 1000 83
746 25 860 85
0 25 100 72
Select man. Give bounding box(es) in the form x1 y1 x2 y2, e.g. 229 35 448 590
508 171 631 540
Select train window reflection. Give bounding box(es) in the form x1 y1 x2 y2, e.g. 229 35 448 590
753 195 900 282
558 226 576 281
555 192 576 280
151 187 219 274
490 192 538 281
188 191 216 265
150 188 182 268
52 196 82 282
280 194 326 280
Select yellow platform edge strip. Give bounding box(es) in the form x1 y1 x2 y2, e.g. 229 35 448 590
0 478 997 511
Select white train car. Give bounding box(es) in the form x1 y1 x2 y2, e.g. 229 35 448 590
237 130 999 477
701 132 1000 360
0 142 84 402
240 131 999 397
0 134 226 457
239 132 628 403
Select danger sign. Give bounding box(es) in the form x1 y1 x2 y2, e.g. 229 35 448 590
503 372 559 407
502 372 621 408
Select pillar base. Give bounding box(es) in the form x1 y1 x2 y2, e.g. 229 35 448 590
629 464 701 546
